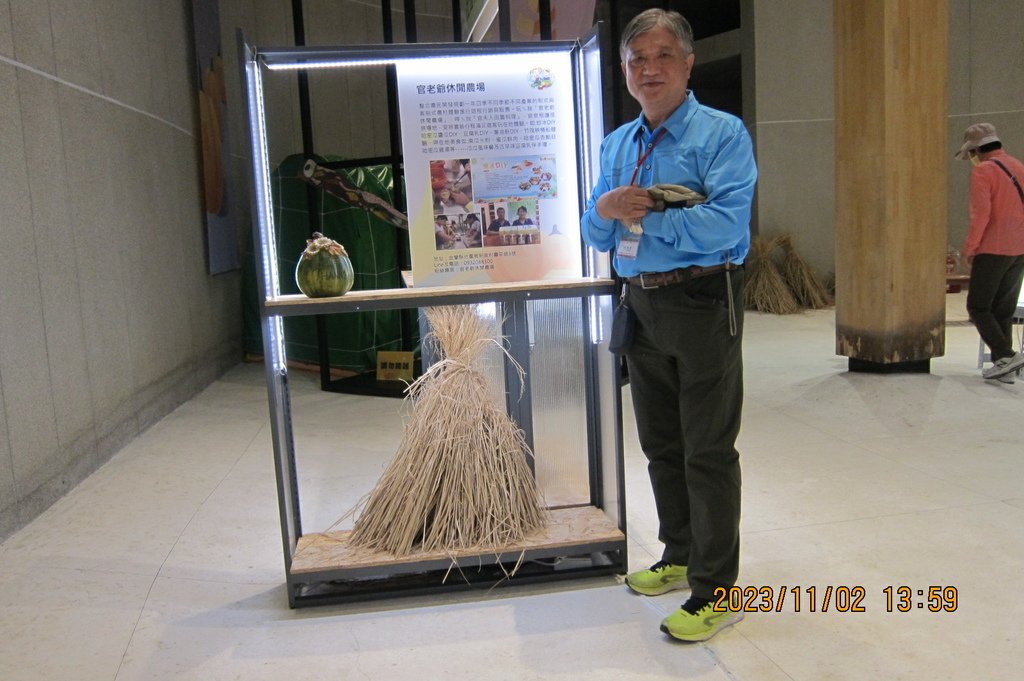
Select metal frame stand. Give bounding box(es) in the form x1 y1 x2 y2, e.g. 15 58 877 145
238 31 627 607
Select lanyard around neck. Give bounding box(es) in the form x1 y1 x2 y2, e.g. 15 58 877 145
629 127 668 186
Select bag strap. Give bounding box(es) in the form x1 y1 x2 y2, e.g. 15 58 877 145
989 159 1024 206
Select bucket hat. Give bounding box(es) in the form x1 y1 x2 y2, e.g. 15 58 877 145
955 122 1000 160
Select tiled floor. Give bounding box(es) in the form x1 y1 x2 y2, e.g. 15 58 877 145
1 292 1022 681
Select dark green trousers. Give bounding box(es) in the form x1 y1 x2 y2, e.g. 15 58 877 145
625 269 744 601
967 253 1024 361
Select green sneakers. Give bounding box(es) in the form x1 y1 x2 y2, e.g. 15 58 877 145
625 561 689 596
660 597 744 642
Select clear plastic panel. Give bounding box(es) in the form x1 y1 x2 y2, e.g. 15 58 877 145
527 297 590 507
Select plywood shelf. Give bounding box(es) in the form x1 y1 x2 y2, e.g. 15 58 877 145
290 505 624 577
263 277 615 316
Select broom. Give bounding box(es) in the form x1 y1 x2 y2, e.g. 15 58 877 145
745 235 800 314
347 305 547 557
778 234 832 309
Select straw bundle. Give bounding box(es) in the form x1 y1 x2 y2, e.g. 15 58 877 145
348 305 547 557
778 235 832 309
745 235 800 314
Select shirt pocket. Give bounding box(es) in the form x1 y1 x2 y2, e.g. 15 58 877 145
652 150 707 192
610 158 636 186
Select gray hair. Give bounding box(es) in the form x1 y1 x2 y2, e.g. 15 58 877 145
619 9 694 61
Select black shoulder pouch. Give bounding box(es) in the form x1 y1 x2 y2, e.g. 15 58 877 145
608 286 635 354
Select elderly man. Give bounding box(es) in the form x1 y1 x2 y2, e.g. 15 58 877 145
581 8 757 642
955 122 1024 382
488 206 511 233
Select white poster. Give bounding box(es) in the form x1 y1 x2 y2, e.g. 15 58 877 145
396 51 582 287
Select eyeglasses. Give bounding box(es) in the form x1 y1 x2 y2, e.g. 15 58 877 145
625 50 682 70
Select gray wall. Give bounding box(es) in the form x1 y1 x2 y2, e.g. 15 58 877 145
742 0 1024 279
947 0 1024 257
743 0 835 277
0 0 459 541
0 0 242 540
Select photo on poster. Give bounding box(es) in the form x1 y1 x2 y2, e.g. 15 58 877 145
434 212 484 250
474 155 557 201
425 157 473 215
479 200 539 247
430 158 474 216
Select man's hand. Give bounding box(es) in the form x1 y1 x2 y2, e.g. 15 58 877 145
596 185 654 223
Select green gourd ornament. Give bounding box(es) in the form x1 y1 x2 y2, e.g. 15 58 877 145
295 232 354 297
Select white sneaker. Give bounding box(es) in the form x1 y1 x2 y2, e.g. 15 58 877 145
983 352 1024 380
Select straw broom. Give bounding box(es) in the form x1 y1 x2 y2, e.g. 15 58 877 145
348 305 547 557
778 234 832 309
745 235 800 314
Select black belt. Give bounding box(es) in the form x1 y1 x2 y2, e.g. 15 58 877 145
625 263 738 289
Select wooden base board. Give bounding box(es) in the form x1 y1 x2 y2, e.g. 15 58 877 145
290 505 624 576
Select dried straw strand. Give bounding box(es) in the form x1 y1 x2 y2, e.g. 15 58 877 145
348 305 547 557
778 234 832 309
745 235 800 314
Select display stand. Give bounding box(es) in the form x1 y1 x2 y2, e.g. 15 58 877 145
239 32 625 607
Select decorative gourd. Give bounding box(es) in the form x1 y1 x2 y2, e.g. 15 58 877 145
295 232 354 298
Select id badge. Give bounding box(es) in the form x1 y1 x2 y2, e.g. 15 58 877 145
618 232 641 260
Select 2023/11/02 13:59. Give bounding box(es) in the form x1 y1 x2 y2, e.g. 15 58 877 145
711 585 959 613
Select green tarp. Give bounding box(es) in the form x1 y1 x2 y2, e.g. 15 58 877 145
243 154 414 374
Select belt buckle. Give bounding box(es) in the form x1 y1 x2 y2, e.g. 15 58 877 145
639 272 658 290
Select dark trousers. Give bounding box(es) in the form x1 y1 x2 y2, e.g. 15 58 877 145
967 253 1024 361
624 269 744 601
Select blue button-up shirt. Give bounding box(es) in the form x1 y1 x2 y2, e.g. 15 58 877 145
580 92 757 277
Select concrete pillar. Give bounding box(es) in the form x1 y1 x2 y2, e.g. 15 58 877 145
834 0 948 372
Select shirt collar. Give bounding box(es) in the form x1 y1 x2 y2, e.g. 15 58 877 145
632 90 699 143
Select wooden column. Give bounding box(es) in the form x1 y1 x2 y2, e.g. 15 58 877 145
834 0 948 372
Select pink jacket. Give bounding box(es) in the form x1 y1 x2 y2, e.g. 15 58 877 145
964 150 1024 257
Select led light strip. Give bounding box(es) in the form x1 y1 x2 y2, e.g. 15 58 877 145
244 53 288 372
